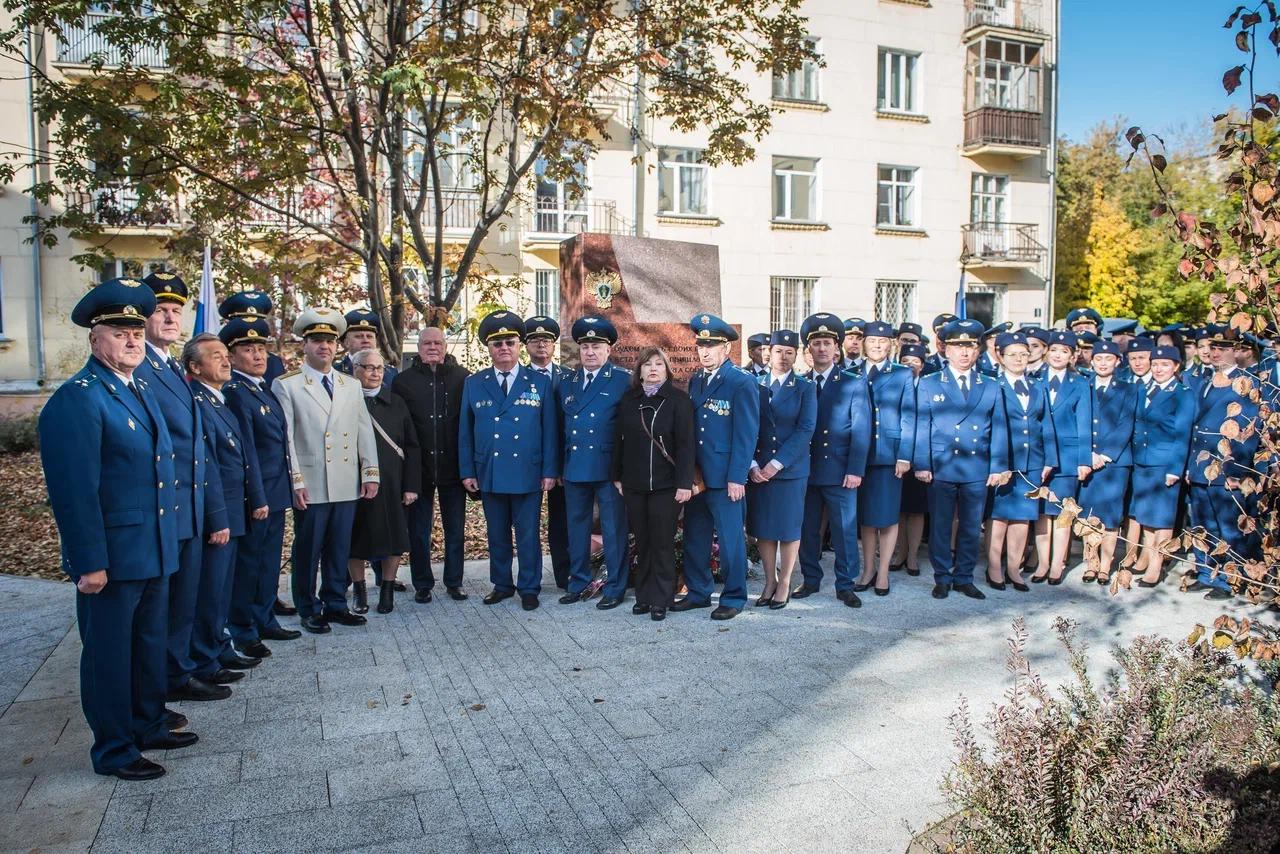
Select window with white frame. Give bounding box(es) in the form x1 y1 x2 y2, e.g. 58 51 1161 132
877 165 918 228
535 269 560 318
99 258 170 282
405 112 476 188
770 276 816 330
773 37 820 102
772 156 820 222
874 280 916 327
877 48 920 114
657 147 710 216
970 173 1008 223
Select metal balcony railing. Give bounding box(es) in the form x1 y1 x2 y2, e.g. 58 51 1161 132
71 186 180 228
965 0 1044 33
525 199 632 236
56 12 168 67
244 190 338 229
962 222 1046 264
964 107 1044 148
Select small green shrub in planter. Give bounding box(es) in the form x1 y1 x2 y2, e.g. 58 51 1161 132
937 618 1280 854
0 415 39 454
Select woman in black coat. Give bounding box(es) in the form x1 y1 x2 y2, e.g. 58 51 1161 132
610 347 696 621
347 351 422 614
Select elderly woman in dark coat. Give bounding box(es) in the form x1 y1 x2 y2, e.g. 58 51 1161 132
348 349 421 614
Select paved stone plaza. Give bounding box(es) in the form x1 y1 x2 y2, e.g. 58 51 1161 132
0 559 1263 854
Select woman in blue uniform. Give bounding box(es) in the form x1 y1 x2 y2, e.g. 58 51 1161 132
891 343 928 576
1131 346 1195 587
747 330 816 609
1076 340 1137 585
854 321 915 596
1033 330 1093 584
987 332 1056 591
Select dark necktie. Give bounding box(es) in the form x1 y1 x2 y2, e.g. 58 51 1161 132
815 373 825 398
127 381 144 406
322 374 333 399
1049 375 1061 394
959 373 969 400
499 371 511 397
1013 379 1029 396
868 364 880 383
166 356 184 381
1097 382 1107 397
583 372 594 391
1147 382 1159 405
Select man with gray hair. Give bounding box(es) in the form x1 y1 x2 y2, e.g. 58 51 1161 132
184 333 269 686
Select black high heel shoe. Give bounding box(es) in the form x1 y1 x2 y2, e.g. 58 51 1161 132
769 595 790 610
874 586 890 597
754 594 774 607
985 572 1007 591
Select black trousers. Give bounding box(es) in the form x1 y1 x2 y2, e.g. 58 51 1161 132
624 488 679 607
407 481 467 590
546 483 571 588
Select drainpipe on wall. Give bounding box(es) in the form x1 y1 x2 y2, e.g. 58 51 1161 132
1044 0 1061 325
26 24 47 387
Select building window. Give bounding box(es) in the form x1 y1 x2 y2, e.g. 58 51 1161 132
772 156 820 222
657 147 710 216
969 38 1041 112
98 258 170 282
877 48 920 114
773 37 820 102
877 166 918 228
535 269 560 318
970 173 1008 223
770 276 816 331
874 280 916 327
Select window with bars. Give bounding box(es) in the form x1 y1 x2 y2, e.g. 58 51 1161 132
535 269 560 319
970 173 1008 223
772 156 820 222
770 276 816 330
657 147 710 215
877 48 920 114
874 280 916 327
877 165 918 227
773 37 821 102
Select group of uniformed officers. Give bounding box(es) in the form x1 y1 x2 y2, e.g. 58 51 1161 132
40 273 1267 780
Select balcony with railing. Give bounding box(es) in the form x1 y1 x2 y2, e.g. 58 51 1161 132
962 222 1047 269
964 58 1045 154
56 12 168 68
965 0 1044 35
244 189 339 230
70 185 180 230
523 199 633 240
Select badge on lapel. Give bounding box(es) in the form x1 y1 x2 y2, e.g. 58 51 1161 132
127 418 136 431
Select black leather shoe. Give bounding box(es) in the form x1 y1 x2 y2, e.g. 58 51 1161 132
889 563 904 573
650 608 667 622
852 582 873 593
710 605 741 620
521 594 540 611
483 589 514 605
1204 587 1234 600
167 676 231 702
260 626 299 641
754 595 772 607
1009 581 1030 592
447 587 468 601
206 668 245 685
219 653 261 670
273 598 296 616
324 610 367 627
1183 580 1211 593
140 730 199 751
300 615 331 634
791 585 820 599
670 597 711 612
985 572 1007 591
377 583 395 614
954 583 987 600
393 580 407 592
163 709 188 731
874 587 890 597
414 589 433 604
1135 578 1162 588
559 590 587 604
239 641 272 659
1028 573 1047 584
351 581 369 614
631 603 651 615
931 583 951 600
1047 575 1065 586
596 596 623 610
107 758 165 781
769 597 789 610
836 589 862 608
905 566 921 577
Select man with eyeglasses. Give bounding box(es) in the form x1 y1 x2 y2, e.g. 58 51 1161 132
458 311 560 611
523 316 573 590
337 307 398 387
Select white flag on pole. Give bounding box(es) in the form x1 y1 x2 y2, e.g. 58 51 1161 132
194 239 220 335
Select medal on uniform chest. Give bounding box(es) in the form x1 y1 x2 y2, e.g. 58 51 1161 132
127 418 136 431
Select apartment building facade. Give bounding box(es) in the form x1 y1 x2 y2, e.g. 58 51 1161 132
0 0 1057 397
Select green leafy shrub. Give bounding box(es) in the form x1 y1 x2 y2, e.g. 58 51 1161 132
939 618 1280 853
0 415 39 454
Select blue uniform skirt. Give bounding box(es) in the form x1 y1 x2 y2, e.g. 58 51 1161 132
1130 465 1182 529
900 471 929 515
858 465 903 528
991 470 1042 522
1078 464 1130 529
746 476 807 541
1040 471 1081 518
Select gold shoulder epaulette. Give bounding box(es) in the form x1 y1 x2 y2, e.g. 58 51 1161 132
278 369 301 380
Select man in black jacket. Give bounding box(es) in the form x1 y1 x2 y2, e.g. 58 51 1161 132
391 327 471 602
